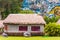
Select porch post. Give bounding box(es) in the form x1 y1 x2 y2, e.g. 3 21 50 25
28 25 31 32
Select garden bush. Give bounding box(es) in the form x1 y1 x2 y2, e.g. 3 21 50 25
45 23 60 36
44 16 60 24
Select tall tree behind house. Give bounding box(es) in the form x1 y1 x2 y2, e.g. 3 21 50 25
0 0 23 20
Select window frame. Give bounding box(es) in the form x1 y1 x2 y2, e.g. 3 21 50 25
19 26 28 31
31 26 40 32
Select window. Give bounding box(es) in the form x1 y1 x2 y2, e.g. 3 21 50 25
19 26 27 31
4 25 8 31
31 26 40 31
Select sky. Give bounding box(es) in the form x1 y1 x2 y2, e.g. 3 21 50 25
48 0 59 3
22 0 60 13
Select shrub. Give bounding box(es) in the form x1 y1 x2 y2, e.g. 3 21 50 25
44 16 60 24
45 23 60 36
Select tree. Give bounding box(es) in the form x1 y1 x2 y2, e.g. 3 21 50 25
20 10 34 14
45 23 60 36
44 16 60 24
0 0 23 19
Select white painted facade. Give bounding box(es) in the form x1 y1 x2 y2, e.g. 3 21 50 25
8 25 19 32
40 25 44 32
4 25 44 33
28 25 31 32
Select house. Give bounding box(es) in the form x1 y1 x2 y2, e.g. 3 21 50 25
3 14 46 36
0 20 4 34
57 19 60 24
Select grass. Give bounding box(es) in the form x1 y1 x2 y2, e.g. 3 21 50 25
0 36 60 40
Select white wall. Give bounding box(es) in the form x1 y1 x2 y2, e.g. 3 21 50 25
4 25 44 32
28 25 31 32
40 25 44 32
7 25 19 32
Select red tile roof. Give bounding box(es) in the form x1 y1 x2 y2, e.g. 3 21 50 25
3 14 46 25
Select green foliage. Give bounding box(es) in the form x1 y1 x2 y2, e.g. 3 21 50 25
0 0 23 19
20 10 34 14
45 23 60 36
44 16 60 24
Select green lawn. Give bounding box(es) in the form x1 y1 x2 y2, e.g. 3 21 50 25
0 36 60 40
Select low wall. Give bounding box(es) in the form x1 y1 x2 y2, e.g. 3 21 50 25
5 32 45 36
